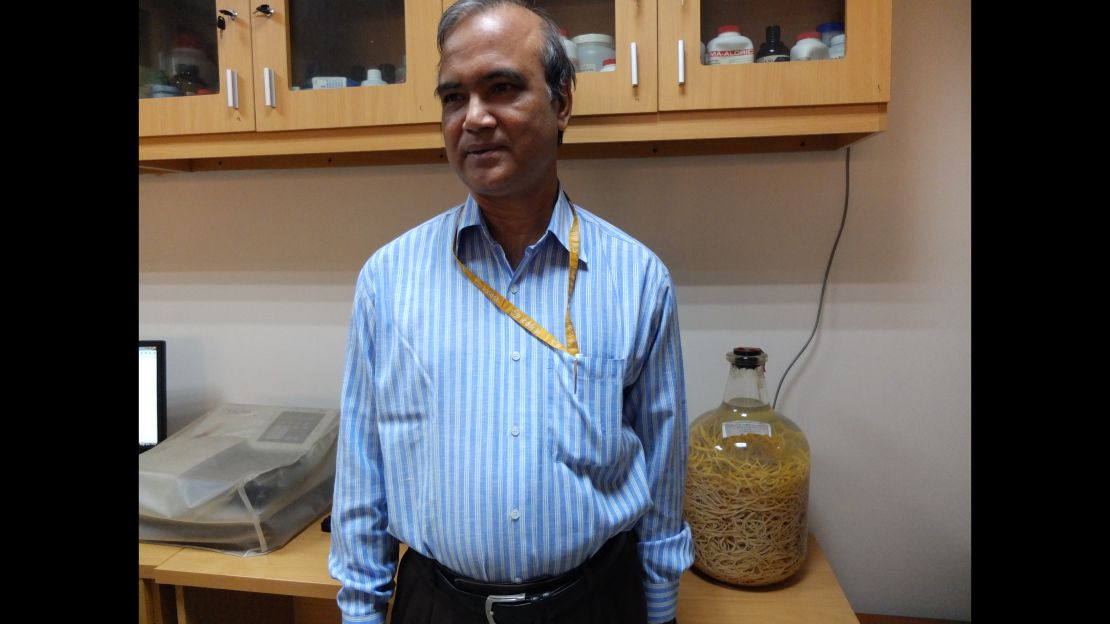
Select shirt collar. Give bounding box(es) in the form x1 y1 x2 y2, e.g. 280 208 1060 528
454 186 588 264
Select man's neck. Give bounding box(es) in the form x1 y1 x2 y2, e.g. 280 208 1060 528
476 184 560 269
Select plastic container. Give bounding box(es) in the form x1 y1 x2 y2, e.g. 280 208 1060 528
361 69 388 86
790 32 830 61
572 33 615 72
311 76 356 89
685 347 810 587
816 21 845 46
706 26 754 65
829 33 846 59
162 33 218 91
396 55 407 84
377 64 397 84
599 58 616 72
558 28 579 70
149 84 182 99
171 64 207 96
755 25 791 63
140 67 171 99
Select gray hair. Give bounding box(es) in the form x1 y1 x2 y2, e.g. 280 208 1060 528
437 0 577 143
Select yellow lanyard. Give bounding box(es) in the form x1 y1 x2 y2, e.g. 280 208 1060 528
453 204 580 359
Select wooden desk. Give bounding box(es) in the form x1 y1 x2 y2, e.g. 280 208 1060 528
142 531 858 624
151 524 339 600
139 543 182 624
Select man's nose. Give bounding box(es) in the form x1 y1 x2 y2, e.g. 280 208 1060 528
462 95 496 131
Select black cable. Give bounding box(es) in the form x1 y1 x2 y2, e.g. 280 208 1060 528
772 146 851 411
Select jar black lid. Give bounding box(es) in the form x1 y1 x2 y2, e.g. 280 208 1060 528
728 347 766 368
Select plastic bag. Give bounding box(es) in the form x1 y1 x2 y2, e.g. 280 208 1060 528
139 403 338 556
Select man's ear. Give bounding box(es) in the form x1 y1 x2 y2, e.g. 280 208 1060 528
555 87 573 132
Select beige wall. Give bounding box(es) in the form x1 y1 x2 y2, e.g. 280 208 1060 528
139 1 970 619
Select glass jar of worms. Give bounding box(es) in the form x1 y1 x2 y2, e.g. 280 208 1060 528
684 347 810 586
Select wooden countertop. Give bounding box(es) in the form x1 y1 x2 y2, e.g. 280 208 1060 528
138 542 182 579
146 526 341 600
142 530 857 622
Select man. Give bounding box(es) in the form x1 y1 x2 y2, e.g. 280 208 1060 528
329 2 692 623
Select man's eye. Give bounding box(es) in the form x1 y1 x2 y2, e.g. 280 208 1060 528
491 83 517 94
441 93 463 105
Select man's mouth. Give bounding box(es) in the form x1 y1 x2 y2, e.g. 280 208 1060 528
466 145 503 156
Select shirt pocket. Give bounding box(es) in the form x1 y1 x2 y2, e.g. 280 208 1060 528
548 353 627 468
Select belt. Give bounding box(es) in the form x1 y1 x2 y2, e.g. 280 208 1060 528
429 532 630 624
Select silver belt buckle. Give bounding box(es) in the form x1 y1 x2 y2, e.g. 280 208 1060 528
485 592 526 624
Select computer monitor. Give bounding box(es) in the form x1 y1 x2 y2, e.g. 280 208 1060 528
139 340 167 454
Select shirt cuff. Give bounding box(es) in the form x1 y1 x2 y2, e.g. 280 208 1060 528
644 579 681 624
341 611 387 624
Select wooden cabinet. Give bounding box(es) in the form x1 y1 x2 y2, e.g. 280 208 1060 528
139 0 441 138
139 0 891 172
251 0 441 132
658 0 890 111
534 0 658 116
139 0 256 137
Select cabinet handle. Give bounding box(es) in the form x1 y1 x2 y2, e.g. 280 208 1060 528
226 68 239 109
630 41 639 87
678 40 686 85
264 67 276 108
254 4 273 18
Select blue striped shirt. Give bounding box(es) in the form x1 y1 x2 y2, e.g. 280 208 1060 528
329 190 693 624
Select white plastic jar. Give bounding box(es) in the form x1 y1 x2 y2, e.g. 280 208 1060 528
361 69 387 86
790 31 830 61
572 34 615 72
706 26 754 65
599 58 616 72
828 34 846 59
559 28 579 70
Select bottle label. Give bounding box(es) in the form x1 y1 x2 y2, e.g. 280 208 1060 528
708 49 755 65
722 420 772 438
756 54 790 63
709 49 754 58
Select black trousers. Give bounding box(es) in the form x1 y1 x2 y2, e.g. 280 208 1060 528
389 532 648 624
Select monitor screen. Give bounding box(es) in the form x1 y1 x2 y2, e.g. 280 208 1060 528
139 340 167 453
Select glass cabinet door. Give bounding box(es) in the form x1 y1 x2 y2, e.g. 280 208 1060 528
532 0 657 116
658 0 890 112
252 0 442 132
139 0 256 136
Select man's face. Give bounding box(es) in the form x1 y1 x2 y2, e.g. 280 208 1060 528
437 5 572 202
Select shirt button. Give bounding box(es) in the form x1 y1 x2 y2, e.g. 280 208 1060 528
510 284 519 294
510 426 520 437
511 351 521 361
510 508 521 520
